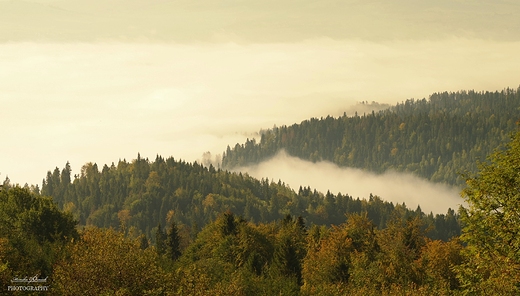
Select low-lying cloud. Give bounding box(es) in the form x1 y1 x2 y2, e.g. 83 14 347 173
234 150 463 215
1 38 520 186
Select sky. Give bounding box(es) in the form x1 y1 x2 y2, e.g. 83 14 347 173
2 0 520 213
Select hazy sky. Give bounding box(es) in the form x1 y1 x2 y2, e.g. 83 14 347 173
2 0 519 213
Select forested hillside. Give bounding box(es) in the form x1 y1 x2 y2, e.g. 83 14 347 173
0 186 465 294
2 127 519 294
40 155 459 243
3 88 520 294
222 88 520 186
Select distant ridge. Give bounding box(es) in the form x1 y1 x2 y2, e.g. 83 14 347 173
223 88 520 185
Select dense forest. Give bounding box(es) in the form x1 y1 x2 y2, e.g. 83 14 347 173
1 87 519 294
38 155 459 243
1 186 465 295
2 123 520 295
222 88 520 186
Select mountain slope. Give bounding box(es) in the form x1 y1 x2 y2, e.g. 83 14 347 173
222 88 520 185
41 155 460 241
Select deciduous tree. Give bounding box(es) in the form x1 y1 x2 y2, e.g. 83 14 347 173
53 227 169 295
458 127 520 294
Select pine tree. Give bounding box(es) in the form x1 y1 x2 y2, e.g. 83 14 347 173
166 221 181 261
155 224 167 256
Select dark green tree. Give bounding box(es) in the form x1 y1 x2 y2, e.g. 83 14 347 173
0 186 78 279
272 215 306 287
166 221 181 262
155 223 167 256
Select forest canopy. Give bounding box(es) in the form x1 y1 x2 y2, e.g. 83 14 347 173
223 88 520 186
40 154 460 243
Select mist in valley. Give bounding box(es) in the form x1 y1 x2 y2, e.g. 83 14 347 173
2 39 520 190
233 150 462 215
1 1 519 215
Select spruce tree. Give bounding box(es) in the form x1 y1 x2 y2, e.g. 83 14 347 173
166 221 181 261
155 224 167 256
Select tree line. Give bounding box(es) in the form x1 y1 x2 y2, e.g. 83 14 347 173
222 88 520 186
38 153 460 244
3 133 520 295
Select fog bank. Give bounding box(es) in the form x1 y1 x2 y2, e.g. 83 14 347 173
235 151 462 214
1 39 520 186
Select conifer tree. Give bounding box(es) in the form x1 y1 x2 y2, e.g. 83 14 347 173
166 221 181 261
155 224 167 256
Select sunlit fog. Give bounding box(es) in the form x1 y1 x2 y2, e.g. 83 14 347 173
235 151 462 214
1 0 519 214
2 39 520 188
